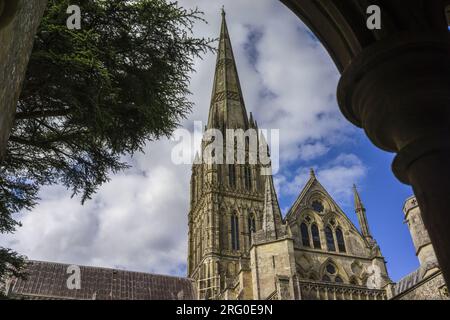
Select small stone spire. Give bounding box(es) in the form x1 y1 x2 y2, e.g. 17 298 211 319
353 184 372 240
249 112 255 128
310 168 316 179
262 174 284 240
193 151 201 165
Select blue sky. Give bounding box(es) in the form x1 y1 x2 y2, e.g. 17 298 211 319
277 130 418 281
0 0 421 282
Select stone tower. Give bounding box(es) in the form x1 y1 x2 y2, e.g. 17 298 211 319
187 9 268 299
403 196 438 271
250 175 298 300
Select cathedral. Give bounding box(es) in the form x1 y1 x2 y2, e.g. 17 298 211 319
2 11 448 300
185 10 448 301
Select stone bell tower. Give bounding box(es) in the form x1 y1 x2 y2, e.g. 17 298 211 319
187 9 269 299
403 196 438 273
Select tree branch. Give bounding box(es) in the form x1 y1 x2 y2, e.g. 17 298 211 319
15 109 73 120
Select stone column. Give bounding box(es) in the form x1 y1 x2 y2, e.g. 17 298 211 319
337 33 450 285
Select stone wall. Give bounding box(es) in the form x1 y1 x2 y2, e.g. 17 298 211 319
396 272 449 300
0 0 48 160
250 238 297 300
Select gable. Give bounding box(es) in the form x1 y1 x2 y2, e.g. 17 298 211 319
285 175 370 253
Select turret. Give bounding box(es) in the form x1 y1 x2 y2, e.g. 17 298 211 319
403 196 438 267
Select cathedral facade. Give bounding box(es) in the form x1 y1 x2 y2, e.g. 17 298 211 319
186 10 448 301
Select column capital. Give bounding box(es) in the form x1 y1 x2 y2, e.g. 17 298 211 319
337 32 450 183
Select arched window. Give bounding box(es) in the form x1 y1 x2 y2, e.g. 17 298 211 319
325 226 336 252
311 224 321 249
335 227 346 253
322 275 331 282
312 200 324 213
300 223 310 247
248 214 256 244
228 164 236 188
326 264 336 275
335 276 343 283
244 166 252 190
231 214 240 250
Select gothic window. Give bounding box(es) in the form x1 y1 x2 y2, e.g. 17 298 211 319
231 214 240 250
248 214 256 245
228 164 236 188
244 166 252 190
329 218 336 227
312 200 324 213
325 226 336 252
335 227 346 253
322 275 331 282
326 264 336 275
311 224 321 249
300 223 310 247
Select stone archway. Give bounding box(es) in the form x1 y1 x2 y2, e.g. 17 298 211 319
280 0 450 286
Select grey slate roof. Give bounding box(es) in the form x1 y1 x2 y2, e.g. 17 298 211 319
6 260 196 300
393 261 440 296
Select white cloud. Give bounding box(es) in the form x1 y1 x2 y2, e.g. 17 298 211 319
277 153 367 208
0 0 361 276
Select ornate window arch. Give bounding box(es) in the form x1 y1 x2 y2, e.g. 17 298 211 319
322 275 331 282
311 200 324 213
325 226 336 252
311 223 321 249
335 227 346 253
300 223 310 247
321 261 345 284
308 192 332 214
231 213 240 250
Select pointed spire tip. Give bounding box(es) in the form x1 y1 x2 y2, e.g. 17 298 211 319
221 5 226 16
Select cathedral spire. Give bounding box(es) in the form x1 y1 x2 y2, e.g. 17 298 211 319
353 184 372 240
262 173 284 240
207 10 249 131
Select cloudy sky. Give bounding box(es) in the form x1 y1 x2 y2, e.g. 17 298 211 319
0 0 418 281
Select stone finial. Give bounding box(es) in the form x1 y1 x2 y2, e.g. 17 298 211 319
353 184 365 211
353 184 373 240
309 168 316 178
